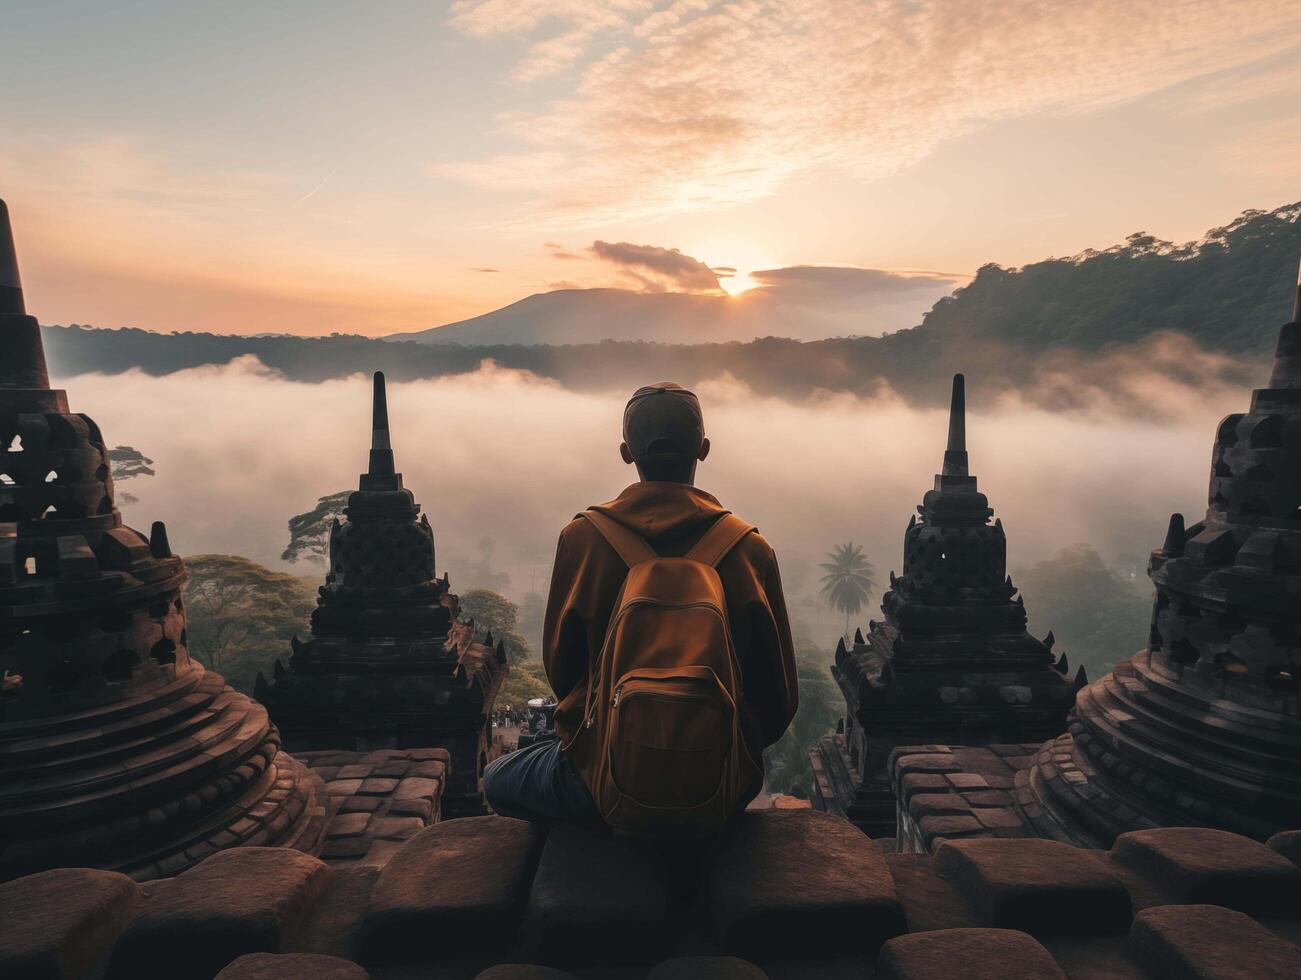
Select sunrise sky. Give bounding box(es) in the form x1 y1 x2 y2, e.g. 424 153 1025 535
3 1 1300 336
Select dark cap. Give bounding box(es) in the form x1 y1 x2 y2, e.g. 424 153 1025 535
623 382 704 460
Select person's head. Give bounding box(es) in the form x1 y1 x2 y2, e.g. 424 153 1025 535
619 382 710 484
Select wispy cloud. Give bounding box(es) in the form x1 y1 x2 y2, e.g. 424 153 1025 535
444 0 1301 225
590 239 721 291
292 168 337 209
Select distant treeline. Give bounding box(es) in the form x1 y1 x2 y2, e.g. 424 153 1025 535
42 202 1299 409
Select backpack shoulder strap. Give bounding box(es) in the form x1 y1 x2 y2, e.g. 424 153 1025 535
580 510 658 568
687 513 756 568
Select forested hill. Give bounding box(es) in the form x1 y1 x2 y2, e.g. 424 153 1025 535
40 202 1300 411
919 201 1300 357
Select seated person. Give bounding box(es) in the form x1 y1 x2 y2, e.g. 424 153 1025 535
484 382 798 833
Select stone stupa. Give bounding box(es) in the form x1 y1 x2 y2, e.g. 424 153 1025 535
1015 264 1301 845
260 372 507 817
0 199 324 882
813 374 1076 837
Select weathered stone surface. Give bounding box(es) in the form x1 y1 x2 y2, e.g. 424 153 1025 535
362 816 542 961
1267 830 1301 868
1130 904 1301 979
704 809 905 957
522 825 666 964
885 854 977 934
875 928 1067 980
326 813 373 839
0 868 139 980
935 838 1131 935
294 866 379 961
1113 828 1301 915
215 952 369 980
645 956 770 979
472 966 581 980
110 848 331 980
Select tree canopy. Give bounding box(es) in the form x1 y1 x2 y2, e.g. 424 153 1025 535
1013 545 1152 682
458 588 530 665
282 490 351 564
182 554 316 693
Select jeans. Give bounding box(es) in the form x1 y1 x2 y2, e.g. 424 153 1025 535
482 736 602 826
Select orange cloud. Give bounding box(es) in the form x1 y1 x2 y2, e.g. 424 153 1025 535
444 0 1301 225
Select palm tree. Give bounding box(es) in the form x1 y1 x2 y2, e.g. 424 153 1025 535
820 542 877 642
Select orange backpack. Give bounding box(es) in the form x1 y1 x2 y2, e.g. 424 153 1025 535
570 510 764 837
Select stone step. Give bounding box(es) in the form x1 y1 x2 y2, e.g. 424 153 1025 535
1117 668 1301 757
1094 676 1301 784
1079 680 1301 795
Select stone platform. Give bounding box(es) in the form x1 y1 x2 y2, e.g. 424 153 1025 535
3 809 1299 979
297 748 449 869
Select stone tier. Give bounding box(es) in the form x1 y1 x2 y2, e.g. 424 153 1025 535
4 811 1301 979
0 664 326 881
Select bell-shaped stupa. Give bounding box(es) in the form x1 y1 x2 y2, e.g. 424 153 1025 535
261 373 507 817
813 375 1075 836
1019 264 1301 845
0 200 324 881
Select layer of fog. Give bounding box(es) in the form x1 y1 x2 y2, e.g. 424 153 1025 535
60 357 1241 647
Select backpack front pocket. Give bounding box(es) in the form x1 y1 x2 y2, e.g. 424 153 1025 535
607 669 730 809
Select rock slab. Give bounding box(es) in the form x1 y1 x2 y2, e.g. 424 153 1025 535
215 952 369 980
109 847 331 980
522 824 667 964
0 868 140 980
704 809 905 958
935 838 1131 935
875 928 1067 980
362 816 542 962
1129 904 1301 979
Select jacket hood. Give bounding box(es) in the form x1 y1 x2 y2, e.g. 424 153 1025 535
588 482 728 545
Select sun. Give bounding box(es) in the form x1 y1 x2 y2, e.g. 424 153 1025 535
719 271 761 297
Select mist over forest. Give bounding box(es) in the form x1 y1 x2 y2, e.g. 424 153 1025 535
42 202 1300 416
49 200 1300 793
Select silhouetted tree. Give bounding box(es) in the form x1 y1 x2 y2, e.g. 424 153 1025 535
182 554 316 693
107 445 155 505
282 490 351 564
819 542 876 640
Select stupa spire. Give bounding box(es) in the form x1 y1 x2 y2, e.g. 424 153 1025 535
1267 257 1301 389
0 199 52 394
942 373 968 477
368 370 396 477
0 199 23 315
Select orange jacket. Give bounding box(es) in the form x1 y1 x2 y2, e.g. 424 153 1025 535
543 482 799 771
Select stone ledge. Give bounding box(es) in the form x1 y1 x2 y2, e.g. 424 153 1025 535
934 838 1132 935
1266 829 1301 868
214 951 369 979
1129 904 1301 979
875 928 1067 980
521 824 668 964
360 816 542 963
704 808 906 958
7 811 1301 978
108 847 331 980
1112 828 1301 915
0 868 140 980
